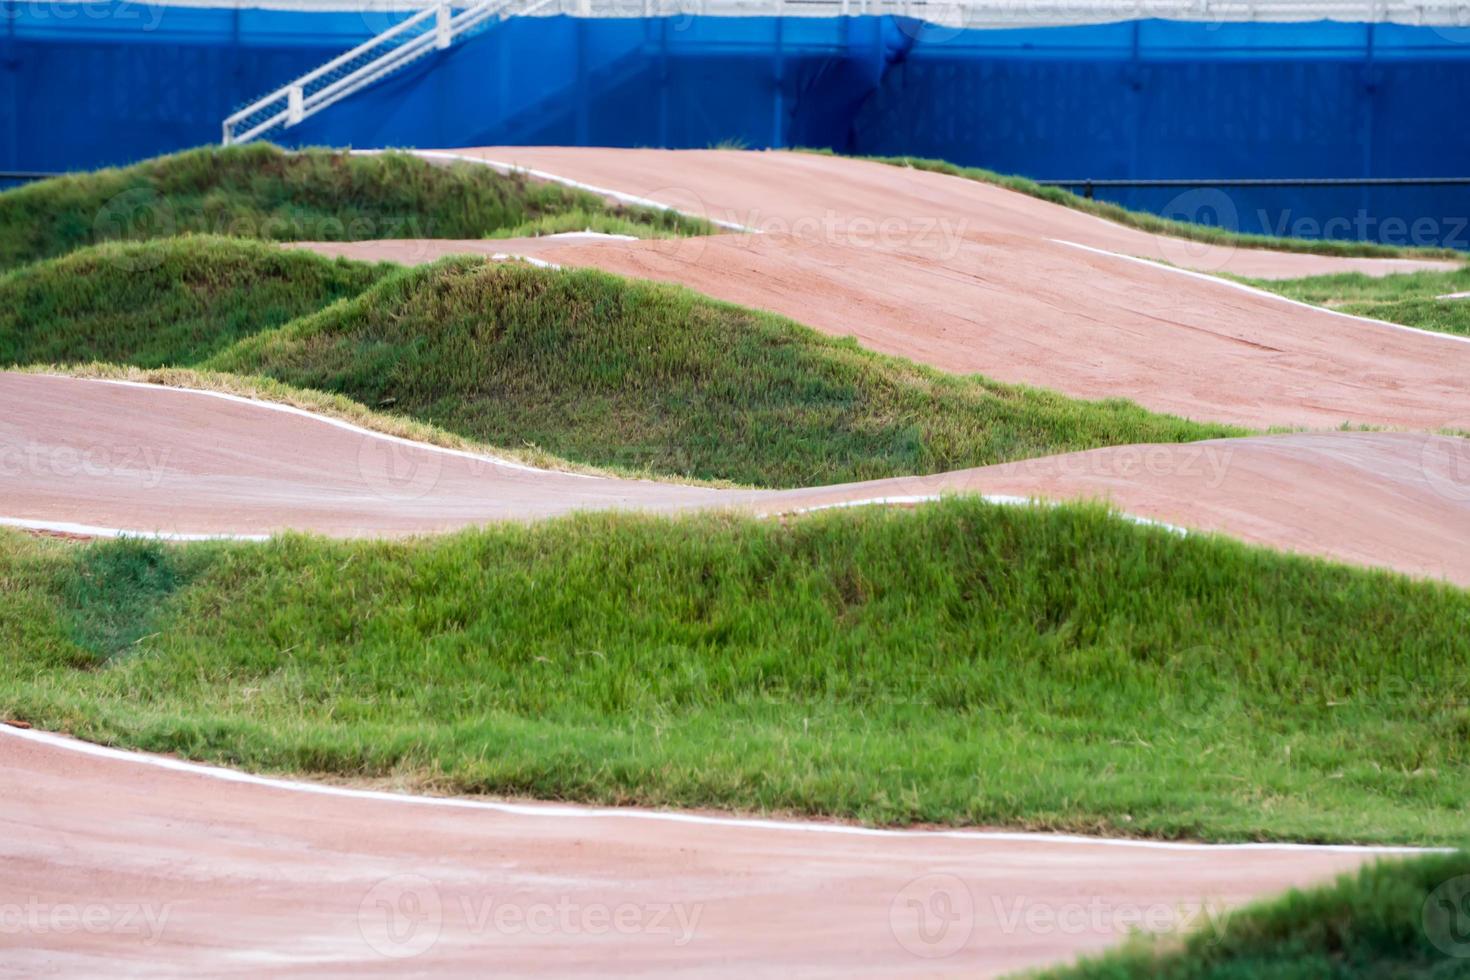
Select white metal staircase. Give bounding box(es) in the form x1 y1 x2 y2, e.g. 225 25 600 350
222 0 547 145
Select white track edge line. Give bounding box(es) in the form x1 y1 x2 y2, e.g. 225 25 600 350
0 516 269 543
37 374 596 480
1052 239 1470 347
489 252 562 270
355 148 758 233
0 725 1438 854
2 492 1191 545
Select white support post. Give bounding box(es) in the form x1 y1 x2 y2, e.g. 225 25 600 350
436 3 452 49
287 85 304 126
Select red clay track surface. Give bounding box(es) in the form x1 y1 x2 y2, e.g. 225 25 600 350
0 727 1400 977
343 147 1470 433
4 373 1469 586
5 149 1469 977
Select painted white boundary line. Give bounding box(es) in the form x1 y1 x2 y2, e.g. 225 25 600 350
489 252 561 269
353 148 759 233
44 374 593 479
7 377 1201 545
1052 239 1470 348
0 724 1438 854
1439 291 1470 301
0 516 269 543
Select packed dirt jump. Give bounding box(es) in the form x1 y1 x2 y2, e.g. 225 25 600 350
3 149 1467 976
5 373 1469 586
312 147 1470 433
1 725 1410 977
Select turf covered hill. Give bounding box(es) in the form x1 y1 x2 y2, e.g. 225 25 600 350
0 237 1238 486
0 143 705 271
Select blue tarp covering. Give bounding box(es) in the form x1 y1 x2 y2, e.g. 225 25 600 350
3 5 1468 245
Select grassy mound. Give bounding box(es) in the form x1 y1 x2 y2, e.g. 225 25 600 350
0 237 391 367
207 258 1239 486
3 499 1468 842
1042 851 1470 978
0 144 707 271
831 151 1465 261
1248 266 1470 339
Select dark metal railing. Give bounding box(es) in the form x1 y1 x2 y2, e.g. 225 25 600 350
1035 176 1470 199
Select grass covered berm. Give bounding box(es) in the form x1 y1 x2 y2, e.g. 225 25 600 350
0 144 706 270
0 237 392 367
207 256 1240 486
3 499 1468 844
0 239 1239 486
1249 266 1470 339
1041 852 1470 979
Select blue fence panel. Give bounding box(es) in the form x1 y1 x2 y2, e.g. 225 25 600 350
3 5 1468 245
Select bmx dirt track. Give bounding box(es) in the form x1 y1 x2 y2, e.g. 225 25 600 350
339 147 1470 433
4 149 1468 976
0 726 1415 977
4 372 1470 586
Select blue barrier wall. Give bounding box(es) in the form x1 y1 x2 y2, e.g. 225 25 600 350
4 5 1469 246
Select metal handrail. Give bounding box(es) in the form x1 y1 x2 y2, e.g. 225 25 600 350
223 6 438 138
222 0 516 145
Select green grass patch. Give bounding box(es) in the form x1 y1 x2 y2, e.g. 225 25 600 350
1245 266 1470 339
205 258 1240 486
1038 851 1470 979
822 150 1465 261
0 144 708 271
0 239 1238 486
58 539 208 664
3 499 1468 843
0 236 391 367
